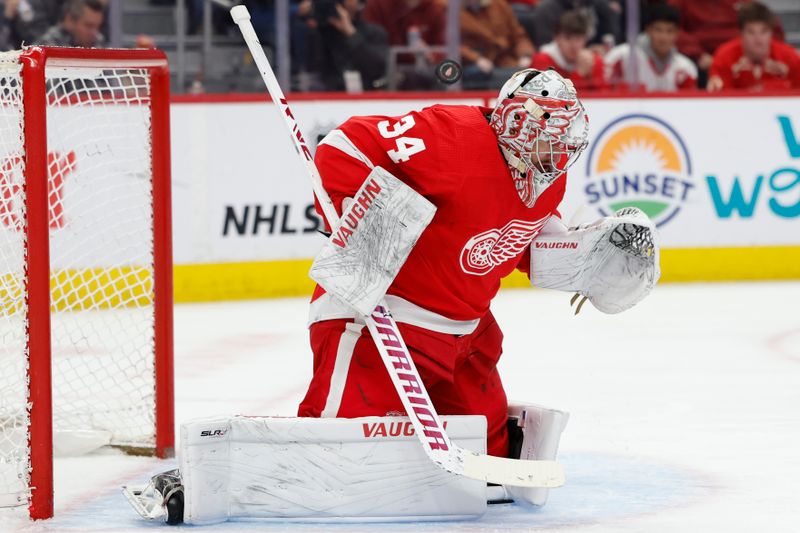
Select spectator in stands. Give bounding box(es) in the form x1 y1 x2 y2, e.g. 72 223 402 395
529 0 621 50
38 0 105 47
362 0 444 50
668 0 784 88
37 0 156 48
2 0 62 49
707 2 800 92
530 10 607 90
361 0 445 89
460 0 535 89
306 0 388 91
508 0 538 43
605 4 696 91
0 9 11 50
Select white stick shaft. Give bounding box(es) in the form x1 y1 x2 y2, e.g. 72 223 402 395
230 5 339 226
365 305 564 488
232 5 456 468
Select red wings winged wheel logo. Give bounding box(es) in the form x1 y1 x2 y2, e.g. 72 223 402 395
460 217 550 276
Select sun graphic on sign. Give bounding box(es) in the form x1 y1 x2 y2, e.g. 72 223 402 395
589 123 687 220
595 125 681 174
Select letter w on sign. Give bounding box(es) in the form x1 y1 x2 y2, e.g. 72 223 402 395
310 166 436 316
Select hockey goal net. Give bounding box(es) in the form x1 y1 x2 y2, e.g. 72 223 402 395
0 47 173 519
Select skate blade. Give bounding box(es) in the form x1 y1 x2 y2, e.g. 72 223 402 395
122 484 165 521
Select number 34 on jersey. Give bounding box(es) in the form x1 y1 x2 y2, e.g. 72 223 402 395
378 115 426 164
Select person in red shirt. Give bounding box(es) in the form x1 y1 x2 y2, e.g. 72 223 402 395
708 1 800 92
668 0 785 85
530 10 608 90
361 0 445 49
361 0 445 88
298 70 589 458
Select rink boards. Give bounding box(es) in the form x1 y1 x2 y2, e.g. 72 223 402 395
106 93 800 300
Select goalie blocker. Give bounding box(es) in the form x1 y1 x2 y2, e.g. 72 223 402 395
123 403 568 524
309 165 436 316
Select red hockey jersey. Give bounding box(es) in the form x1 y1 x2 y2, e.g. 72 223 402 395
709 37 800 91
310 105 566 331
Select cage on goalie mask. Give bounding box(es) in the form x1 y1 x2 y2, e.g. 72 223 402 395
491 69 589 208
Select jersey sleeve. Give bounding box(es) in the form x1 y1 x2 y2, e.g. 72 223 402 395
515 246 532 278
709 45 736 89
313 115 407 230
313 142 373 230
313 106 469 229
514 201 566 280
782 44 800 88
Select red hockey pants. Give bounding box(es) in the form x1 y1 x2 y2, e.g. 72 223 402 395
298 311 509 457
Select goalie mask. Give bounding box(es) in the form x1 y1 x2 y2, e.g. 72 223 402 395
491 69 589 208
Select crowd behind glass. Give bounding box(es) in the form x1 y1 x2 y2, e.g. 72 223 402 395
1 0 798 93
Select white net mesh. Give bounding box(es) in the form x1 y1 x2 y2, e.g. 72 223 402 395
46 67 156 448
0 51 160 508
0 51 28 508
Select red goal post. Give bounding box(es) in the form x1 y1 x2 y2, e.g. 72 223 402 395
0 47 173 520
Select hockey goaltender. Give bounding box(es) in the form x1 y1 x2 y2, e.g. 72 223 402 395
124 62 660 524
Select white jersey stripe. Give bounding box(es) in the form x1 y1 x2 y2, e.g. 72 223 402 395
605 40 697 92
309 293 480 335
319 129 376 169
320 321 364 417
383 295 480 335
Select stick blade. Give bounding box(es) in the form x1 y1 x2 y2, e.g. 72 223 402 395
461 451 565 488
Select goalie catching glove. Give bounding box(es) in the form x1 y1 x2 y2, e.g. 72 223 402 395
530 207 660 314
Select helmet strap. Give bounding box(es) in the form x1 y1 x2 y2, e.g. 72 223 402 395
500 145 527 173
523 98 545 119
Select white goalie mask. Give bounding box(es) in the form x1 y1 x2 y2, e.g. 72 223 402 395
491 69 589 208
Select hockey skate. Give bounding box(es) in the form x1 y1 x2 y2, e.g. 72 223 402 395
122 469 184 525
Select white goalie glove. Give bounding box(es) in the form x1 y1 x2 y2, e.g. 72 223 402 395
530 208 660 314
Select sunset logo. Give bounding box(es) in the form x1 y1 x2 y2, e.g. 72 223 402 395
584 114 694 227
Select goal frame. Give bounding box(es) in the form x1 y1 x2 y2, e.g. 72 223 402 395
17 46 174 520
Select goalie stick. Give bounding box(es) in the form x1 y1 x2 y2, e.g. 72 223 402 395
230 5 564 489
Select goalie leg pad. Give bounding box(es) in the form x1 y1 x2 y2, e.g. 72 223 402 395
505 402 569 506
179 415 487 524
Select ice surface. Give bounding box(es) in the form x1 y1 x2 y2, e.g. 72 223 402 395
2 282 800 532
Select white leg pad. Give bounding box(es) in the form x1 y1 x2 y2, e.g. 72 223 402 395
180 415 488 524
505 402 569 507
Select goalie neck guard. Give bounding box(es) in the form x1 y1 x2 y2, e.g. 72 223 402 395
491 69 589 208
